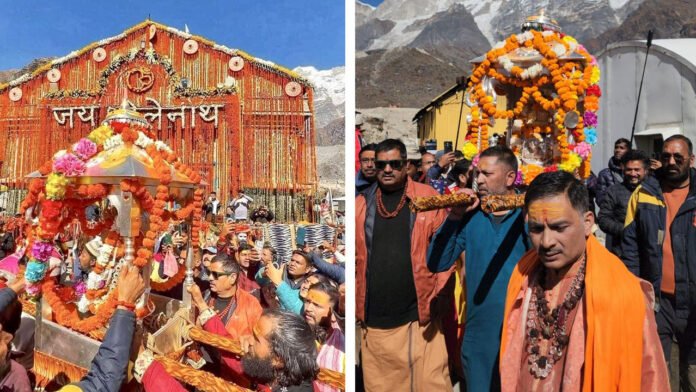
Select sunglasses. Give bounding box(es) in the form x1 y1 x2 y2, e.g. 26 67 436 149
375 159 406 171
209 271 231 280
660 153 688 164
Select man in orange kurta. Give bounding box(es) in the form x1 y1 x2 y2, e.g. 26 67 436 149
499 171 669 391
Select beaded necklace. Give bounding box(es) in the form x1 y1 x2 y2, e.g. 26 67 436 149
525 254 586 379
376 186 408 219
208 294 237 327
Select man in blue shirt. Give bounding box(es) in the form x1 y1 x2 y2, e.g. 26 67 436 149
428 145 530 391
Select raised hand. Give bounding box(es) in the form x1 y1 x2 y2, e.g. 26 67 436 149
185 283 206 309
117 265 146 305
265 262 284 286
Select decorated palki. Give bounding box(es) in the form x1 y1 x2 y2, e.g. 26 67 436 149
462 11 600 185
20 102 204 337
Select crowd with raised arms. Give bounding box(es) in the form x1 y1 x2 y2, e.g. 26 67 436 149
0 194 345 392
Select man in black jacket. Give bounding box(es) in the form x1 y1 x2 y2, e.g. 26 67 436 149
597 150 649 257
356 143 377 194
622 135 696 390
596 138 630 205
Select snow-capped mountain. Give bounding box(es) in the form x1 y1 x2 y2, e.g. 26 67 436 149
294 65 345 133
295 66 345 108
293 65 345 190
357 0 648 51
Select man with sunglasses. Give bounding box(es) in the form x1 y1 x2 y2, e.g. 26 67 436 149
623 134 696 389
188 253 262 339
356 138 453 391
186 253 263 386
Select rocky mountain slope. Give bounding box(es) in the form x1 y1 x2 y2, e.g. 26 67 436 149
292 66 346 191
357 0 696 108
586 0 696 52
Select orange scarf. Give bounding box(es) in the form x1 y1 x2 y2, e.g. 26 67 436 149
500 235 645 391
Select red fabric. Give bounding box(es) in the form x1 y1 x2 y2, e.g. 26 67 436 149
355 127 362 173
238 272 260 294
356 177 454 324
206 288 262 341
142 360 187 392
202 290 262 389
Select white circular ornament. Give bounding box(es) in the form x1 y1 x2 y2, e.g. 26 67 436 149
9 87 22 102
93 47 107 62
47 69 61 83
228 56 244 72
149 25 157 40
183 39 199 55
285 81 302 97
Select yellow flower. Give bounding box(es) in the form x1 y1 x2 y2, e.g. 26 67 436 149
87 125 113 145
46 173 70 200
559 153 582 173
562 36 577 45
590 67 601 85
462 142 479 161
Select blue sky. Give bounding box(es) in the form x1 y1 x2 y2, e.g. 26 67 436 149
0 0 344 71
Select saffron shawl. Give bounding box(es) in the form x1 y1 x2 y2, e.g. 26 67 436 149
500 235 645 391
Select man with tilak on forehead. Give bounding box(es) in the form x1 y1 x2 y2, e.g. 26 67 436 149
498 171 668 391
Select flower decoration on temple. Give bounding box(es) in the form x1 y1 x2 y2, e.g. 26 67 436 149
52 152 87 177
464 17 601 185
88 125 113 145
103 134 124 151
73 138 98 160
18 105 204 335
2 20 309 99
462 142 479 161
45 173 70 200
31 242 54 261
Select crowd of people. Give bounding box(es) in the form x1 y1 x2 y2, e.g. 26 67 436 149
356 135 696 391
0 190 346 391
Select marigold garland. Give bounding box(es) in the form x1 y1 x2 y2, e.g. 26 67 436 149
18 111 204 334
150 265 186 292
43 279 120 334
466 29 600 185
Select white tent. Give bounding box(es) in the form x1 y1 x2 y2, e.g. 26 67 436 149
595 39 696 172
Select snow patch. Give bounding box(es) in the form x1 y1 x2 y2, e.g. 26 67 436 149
462 0 503 45
609 0 631 10
293 66 345 107
367 19 427 50
356 0 376 10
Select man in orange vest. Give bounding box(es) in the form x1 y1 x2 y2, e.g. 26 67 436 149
499 171 668 391
187 253 263 386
